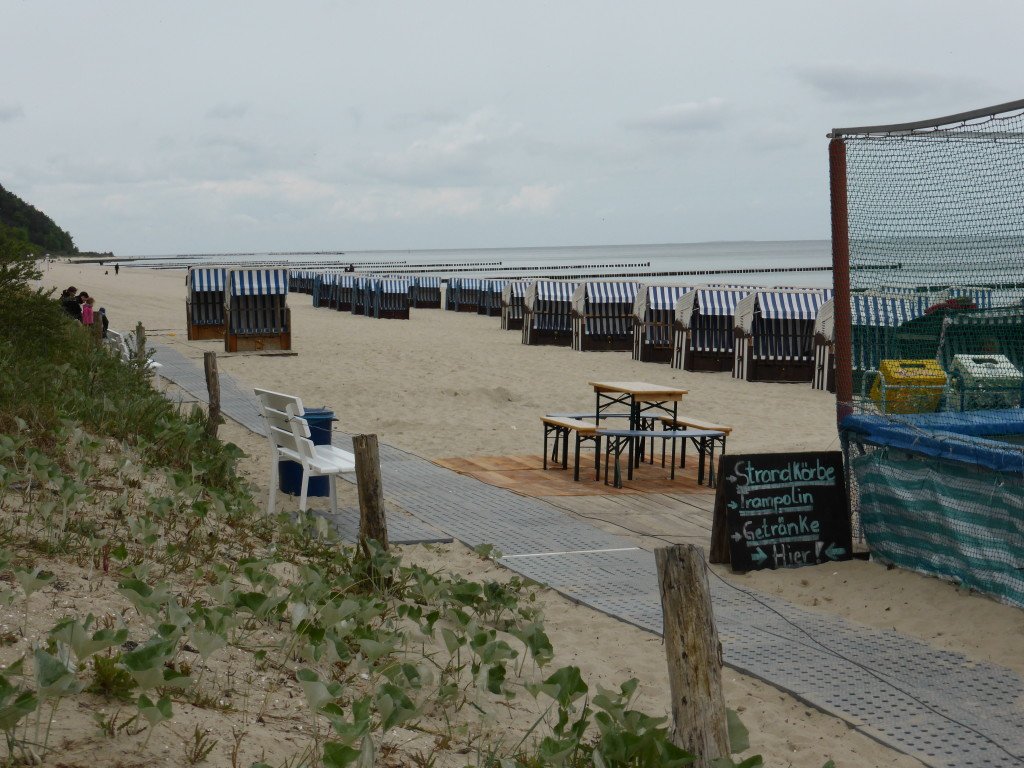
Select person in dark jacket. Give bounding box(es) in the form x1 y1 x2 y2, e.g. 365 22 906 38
61 287 83 321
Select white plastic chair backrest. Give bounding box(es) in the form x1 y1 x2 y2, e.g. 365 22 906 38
254 388 306 418
284 404 317 461
263 404 317 464
255 389 310 459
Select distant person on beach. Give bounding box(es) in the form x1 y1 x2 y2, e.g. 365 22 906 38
114 264 119 275
346 263 355 273
82 297 95 326
61 287 82 321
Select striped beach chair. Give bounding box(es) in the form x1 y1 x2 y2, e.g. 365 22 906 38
632 284 690 362
478 279 507 317
412 276 442 308
447 278 485 312
732 288 833 382
370 278 411 319
225 268 291 352
501 280 529 331
812 298 835 392
350 276 370 316
571 281 641 351
522 280 578 346
672 287 754 372
186 266 227 340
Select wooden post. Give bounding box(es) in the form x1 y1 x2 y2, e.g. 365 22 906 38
656 544 729 767
353 434 388 554
203 352 221 438
134 322 146 361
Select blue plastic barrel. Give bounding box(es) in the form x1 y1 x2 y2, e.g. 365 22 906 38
279 408 334 497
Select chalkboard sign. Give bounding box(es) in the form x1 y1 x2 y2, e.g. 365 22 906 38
710 452 852 572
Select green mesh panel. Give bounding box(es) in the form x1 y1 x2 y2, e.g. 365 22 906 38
834 101 1024 607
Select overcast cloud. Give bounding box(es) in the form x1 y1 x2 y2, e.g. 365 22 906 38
1 1 1020 255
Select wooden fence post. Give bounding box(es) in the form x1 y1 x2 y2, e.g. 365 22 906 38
134 322 147 361
656 544 729 767
203 352 221 438
353 434 388 554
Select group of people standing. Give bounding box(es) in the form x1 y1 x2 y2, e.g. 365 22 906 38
60 286 108 337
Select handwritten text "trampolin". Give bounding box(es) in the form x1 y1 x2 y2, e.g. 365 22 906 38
733 459 836 492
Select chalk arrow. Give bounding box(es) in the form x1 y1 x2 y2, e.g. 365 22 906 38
731 532 742 542
727 475 737 483
727 501 738 510
825 544 847 560
751 548 768 564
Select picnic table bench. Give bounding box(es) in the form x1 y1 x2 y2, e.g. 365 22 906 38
600 428 725 488
657 415 732 483
541 416 602 480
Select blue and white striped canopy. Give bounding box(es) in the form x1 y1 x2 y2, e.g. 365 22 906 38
536 281 576 301
584 282 640 304
455 278 485 291
757 290 832 320
647 285 688 311
375 279 411 294
509 281 527 298
697 288 752 317
190 268 225 292
851 294 929 327
947 287 993 309
230 269 289 296
484 279 508 293
416 276 441 288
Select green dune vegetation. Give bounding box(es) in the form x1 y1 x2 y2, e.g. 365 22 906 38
0 204 828 767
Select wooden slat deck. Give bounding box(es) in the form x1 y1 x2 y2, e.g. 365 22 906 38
434 454 717 553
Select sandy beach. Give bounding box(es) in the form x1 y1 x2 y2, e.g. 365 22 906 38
37 261 1024 767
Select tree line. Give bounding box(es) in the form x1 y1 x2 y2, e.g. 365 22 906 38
0 181 76 254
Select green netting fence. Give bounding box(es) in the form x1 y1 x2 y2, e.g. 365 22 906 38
829 100 1024 607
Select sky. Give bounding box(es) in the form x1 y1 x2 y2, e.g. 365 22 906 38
1 1 1021 256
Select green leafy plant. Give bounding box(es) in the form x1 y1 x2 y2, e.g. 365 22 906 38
86 653 137 701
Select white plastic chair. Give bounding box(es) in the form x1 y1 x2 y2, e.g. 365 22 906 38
254 388 356 515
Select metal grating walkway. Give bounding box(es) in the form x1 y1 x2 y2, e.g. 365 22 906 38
151 342 1024 768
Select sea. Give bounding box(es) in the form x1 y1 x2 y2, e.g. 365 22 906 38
124 240 834 289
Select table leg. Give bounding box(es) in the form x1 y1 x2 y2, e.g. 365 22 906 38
573 433 581 481
670 432 677 480
594 435 601 481
626 401 636 480
613 436 623 488
708 437 717 486
696 436 707 485
543 426 547 470
561 428 569 469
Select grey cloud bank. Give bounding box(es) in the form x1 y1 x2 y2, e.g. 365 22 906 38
1 1 1020 255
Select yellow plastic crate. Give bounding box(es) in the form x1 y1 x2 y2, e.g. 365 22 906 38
870 359 947 414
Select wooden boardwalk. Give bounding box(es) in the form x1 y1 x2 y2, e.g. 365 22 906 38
436 454 717 553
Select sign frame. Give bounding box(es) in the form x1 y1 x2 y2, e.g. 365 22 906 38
709 451 853 572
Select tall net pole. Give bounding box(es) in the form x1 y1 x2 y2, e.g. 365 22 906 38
828 138 853 421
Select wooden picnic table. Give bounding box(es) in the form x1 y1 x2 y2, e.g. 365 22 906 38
589 381 689 478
